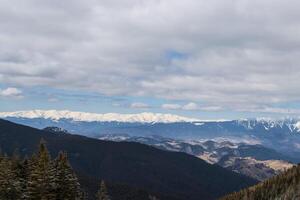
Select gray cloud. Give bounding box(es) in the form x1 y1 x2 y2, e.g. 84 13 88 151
1 0 300 113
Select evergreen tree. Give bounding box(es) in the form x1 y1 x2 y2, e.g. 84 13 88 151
19 158 30 200
11 153 29 200
0 141 84 200
220 164 300 200
96 180 110 200
53 151 82 200
27 140 56 200
0 155 21 199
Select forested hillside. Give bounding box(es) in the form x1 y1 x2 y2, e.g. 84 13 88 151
220 164 300 200
0 141 84 199
0 119 256 200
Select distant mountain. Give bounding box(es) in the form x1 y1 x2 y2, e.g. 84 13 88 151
0 119 256 200
1 110 300 158
220 164 300 200
0 110 199 123
98 134 294 181
43 126 69 134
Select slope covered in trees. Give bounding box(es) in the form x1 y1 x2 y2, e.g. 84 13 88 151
0 119 257 200
220 164 300 200
0 141 83 199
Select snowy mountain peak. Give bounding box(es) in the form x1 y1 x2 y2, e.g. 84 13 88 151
0 110 199 123
237 118 300 132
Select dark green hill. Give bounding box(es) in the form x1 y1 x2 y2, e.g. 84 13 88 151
220 164 300 200
0 119 256 200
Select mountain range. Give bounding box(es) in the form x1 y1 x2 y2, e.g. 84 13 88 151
0 110 199 123
1 110 300 159
0 119 256 200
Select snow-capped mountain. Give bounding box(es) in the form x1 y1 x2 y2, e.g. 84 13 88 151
0 110 199 123
1 110 299 132
1 110 300 158
98 134 294 181
237 118 300 133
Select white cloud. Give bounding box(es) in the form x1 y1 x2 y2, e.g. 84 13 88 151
0 0 300 113
130 102 149 109
161 104 181 110
162 102 223 112
200 106 223 112
182 102 199 111
238 107 300 115
162 102 206 111
48 97 59 102
0 87 23 99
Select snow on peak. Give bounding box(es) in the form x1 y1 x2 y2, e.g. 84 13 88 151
295 122 300 132
237 117 300 132
0 110 199 123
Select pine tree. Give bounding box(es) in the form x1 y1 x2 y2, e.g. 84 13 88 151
220 164 300 200
53 151 82 200
27 140 56 200
11 153 29 200
96 180 110 200
0 141 84 200
0 155 21 199
19 158 30 200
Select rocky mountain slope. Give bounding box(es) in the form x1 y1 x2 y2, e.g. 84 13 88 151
98 134 294 181
220 164 300 200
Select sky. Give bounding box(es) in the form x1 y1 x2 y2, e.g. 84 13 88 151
1 0 300 119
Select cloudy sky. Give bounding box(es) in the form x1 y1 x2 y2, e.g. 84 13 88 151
1 0 300 119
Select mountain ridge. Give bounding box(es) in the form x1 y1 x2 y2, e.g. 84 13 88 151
220 164 300 200
0 118 257 200
0 110 201 123
2 110 300 159
0 110 299 130
98 133 295 181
